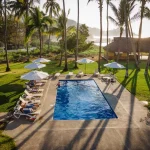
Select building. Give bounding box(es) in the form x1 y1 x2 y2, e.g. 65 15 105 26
103 37 150 60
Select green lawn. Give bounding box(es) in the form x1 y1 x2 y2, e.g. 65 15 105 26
115 61 150 101
0 63 30 112
79 46 104 56
0 60 149 113
0 123 16 150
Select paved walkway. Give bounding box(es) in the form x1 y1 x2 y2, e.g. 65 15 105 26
4 75 150 150
0 112 8 122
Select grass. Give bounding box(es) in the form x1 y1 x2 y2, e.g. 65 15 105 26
0 123 16 150
79 45 104 56
0 62 30 112
0 60 149 113
115 61 150 101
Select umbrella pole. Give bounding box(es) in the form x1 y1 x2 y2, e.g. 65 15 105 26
85 64 86 74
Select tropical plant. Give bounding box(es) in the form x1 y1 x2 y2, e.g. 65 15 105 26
8 0 39 61
54 9 70 67
43 0 60 51
88 0 103 73
106 0 110 61
74 0 79 68
137 0 150 63
27 7 53 58
67 25 93 53
124 0 129 78
143 6 150 75
109 0 139 65
4 0 10 71
109 0 125 39
62 0 68 71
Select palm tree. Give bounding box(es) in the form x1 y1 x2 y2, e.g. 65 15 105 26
124 0 129 78
137 0 150 63
43 0 60 51
54 9 70 67
88 0 103 73
109 1 125 39
27 7 53 58
4 0 10 71
106 0 110 61
143 6 150 75
109 0 138 64
74 0 79 68
126 0 140 70
109 0 125 62
8 0 39 61
62 0 68 71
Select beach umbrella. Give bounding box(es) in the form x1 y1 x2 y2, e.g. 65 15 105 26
24 63 46 70
104 62 125 68
21 71 49 80
77 58 94 74
104 62 125 74
33 58 50 63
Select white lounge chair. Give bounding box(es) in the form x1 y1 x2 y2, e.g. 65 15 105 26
68 72 73 77
93 69 100 77
24 90 43 97
26 86 44 93
54 73 60 78
19 97 41 104
13 105 41 119
36 80 47 83
77 70 84 77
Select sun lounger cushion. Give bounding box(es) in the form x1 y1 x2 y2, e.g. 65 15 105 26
24 90 43 97
69 72 73 76
55 73 60 77
23 108 33 114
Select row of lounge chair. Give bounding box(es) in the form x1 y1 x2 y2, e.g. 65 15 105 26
13 79 48 121
54 69 100 78
53 70 116 82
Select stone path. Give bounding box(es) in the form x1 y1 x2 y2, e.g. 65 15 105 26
3 75 150 150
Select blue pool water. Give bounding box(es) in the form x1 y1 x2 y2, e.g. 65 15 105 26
53 79 117 120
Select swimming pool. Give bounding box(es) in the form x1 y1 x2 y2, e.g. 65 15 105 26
53 79 117 120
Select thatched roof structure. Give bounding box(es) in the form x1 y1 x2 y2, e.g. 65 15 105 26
104 37 150 53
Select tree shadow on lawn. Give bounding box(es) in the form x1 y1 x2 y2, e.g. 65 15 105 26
0 84 24 111
0 74 6 79
144 73 150 91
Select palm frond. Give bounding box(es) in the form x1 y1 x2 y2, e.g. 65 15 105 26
108 16 119 26
130 12 140 22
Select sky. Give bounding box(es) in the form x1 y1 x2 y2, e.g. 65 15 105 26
40 0 150 37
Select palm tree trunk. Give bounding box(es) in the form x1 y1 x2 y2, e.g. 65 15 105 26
144 50 150 75
41 33 43 51
63 0 68 71
39 30 42 58
26 0 29 61
129 17 133 38
98 0 103 73
74 0 79 69
117 27 123 62
128 22 131 38
106 0 109 62
15 22 18 50
58 49 63 67
125 0 129 78
48 8 53 51
4 0 10 72
137 1 145 63
58 35 64 67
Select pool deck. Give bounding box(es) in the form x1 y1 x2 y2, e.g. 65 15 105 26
4 74 150 150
